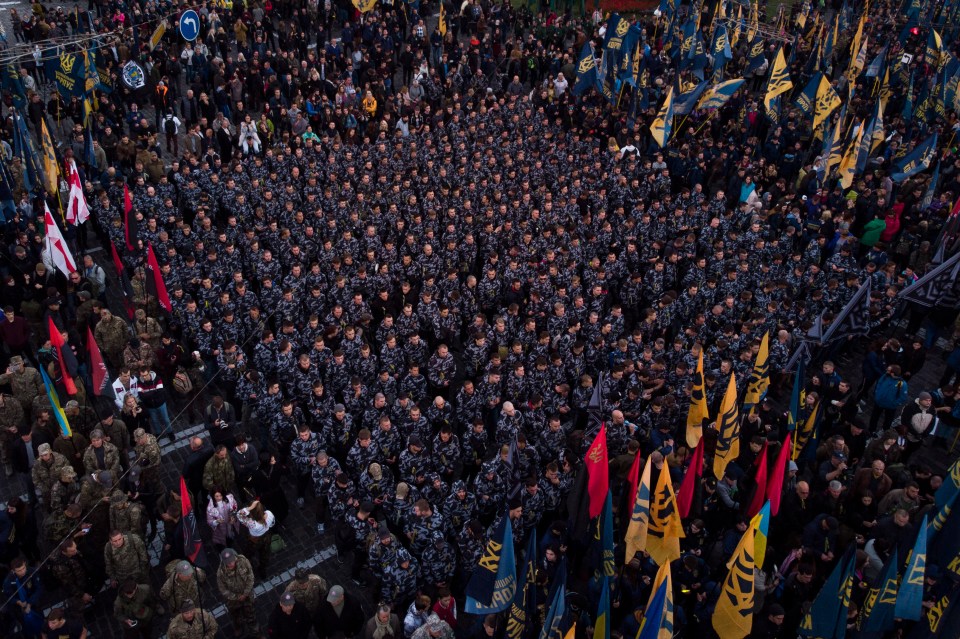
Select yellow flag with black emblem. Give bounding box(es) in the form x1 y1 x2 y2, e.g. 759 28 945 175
352 0 377 12
39 119 59 196
764 47 793 116
624 456 652 563
713 373 740 480
838 121 865 189
646 462 684 566
713 519 755 639
650 86 675 148
439 3 446 37
686 349 709 447
813 76 842 132
743 333 769 411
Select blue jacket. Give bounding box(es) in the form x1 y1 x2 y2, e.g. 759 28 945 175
874 374 909 410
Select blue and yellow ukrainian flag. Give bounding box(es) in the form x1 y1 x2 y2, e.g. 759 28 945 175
40 367 72 436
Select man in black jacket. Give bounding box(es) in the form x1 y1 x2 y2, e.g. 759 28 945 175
268 592 312 639
316 585 364 639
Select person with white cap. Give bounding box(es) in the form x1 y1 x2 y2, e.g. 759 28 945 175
409 613 454 639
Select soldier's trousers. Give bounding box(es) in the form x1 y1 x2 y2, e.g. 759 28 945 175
226 598 258 634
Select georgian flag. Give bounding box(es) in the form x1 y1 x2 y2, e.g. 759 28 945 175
65 159 89 225
43 203 76 278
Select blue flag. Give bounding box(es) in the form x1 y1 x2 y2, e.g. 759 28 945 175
465 515 518 614
539 564 567 639
573 43 599 96
1 64 26 110
12 111 44 193
794 72 822 118
0 162 17 223
799 545 857 639
891 133 938 182
637 577 669 639
696 79 745 110
591 491 615 579
594 576 610 639
673 81 709 116
860 549 899 637
866 45 889 78
928 491 960 579
711 24 732 72
935 458 960 509
894 515 928 620
506 534 537 639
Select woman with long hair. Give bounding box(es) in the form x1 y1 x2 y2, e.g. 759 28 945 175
120 394 151 437
236 499 275 579
206 487 239 553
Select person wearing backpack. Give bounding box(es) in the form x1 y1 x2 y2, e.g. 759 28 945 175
161 108 182 157
870 364 910 432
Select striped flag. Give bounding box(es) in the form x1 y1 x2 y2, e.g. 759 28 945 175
40 367 72 437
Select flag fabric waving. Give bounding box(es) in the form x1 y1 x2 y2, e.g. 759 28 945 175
713 521 755 639
124 184 138 252
39 119 60 196
650 86 675 148
764 47 793 115
465 514 518 614
538 567 567 639
595 492 615 577
39 367 72 437
65 158 90 225
506 534 537 639
766 433 791 516
891 133 938 182
686 349 709 447
646 461 684 565
894 514 928 621
799 546 857 639
179 476 208 568
750 501 771 568
713 373 740 480
746 442 768 518
859 549 899 636
813 75 842 131
696 78 745 110
87 327 110 397
624 455 652 562
146 243 173 313
677 438 704 517
638 561 673 639
47 317 78 396
898 251 960 308
44 203 76 278
593 577 610 639
573 43 599 96
584 423 609 518
816 279 873 343
743 333 769 411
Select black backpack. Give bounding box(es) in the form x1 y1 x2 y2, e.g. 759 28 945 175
164 117 176 135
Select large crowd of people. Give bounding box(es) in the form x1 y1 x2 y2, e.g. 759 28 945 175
0 0 959 638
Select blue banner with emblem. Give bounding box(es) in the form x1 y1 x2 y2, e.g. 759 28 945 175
52 49 87 97
465 515 517 614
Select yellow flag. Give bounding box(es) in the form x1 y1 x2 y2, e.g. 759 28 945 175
747 0 759 42
624 456 652 562
439 3 447 37
730 5 743 48
879 68 892 111
650 86 675 148
712 522 756 639
838 122 865 189
686 350 709 447
749 505 769 568
813 76 842 131
40 119 59 196
743 333 769 409
792 402 821 460
827 117 847 171
713 374 740 480
764 48 793 115
647 463 684 566
352 0 377 12
871 102 885 153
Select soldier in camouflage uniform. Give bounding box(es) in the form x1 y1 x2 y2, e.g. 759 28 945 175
63 400 100 438
368 529 400 602
133 428 162 486
31 443 69 508
83 428 122 475
0 356 44 415
110 492 147 538
49 538 97 613
283 568 329 616
160 560 208 614
81 470 117 550
202 445 236 495
0 391 25 476
95 308 133 369
50 466 81 513
383 545 419 605
216 548 258 636
167 598 218 639
104 529 150 586
98 413 132 471
114 579 157 639
418 532 457 590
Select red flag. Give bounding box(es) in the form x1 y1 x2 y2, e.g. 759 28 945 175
677 438 704 518
110 243 135 320
47 317 78 396
625 448 643 519
146 243 172 313
747 442 769 518
123 184 137 252
767 433 792 516
584 423 609 518
86 327 109 396
179 477 208 568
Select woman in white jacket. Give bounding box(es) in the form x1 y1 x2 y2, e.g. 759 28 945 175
238 114 261 155
206 488 239 552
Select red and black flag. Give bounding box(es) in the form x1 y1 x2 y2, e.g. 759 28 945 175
86 327 111 397
677 437 704 518
47 317 79 396
179 476 208 568
110 242 136 320
146 243 172 313
123 184 138 252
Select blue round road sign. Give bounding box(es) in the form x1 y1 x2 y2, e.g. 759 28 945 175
179 10 200 42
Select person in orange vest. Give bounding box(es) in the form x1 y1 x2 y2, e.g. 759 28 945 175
153 80 171 131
